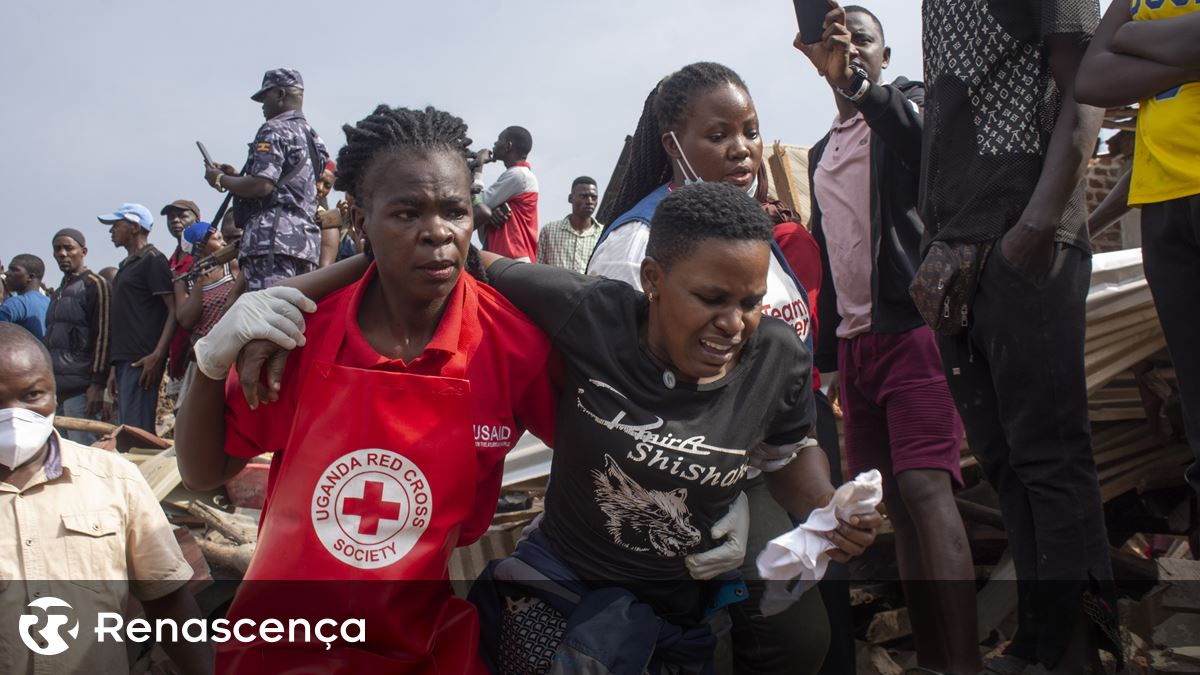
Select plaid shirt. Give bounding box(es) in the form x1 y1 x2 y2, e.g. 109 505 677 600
536 215 603 274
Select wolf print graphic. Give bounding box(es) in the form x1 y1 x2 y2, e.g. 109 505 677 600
591 454 702 557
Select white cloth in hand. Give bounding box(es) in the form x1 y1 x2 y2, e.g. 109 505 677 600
193 287 317 380
755 469 883 616
685 491 749 580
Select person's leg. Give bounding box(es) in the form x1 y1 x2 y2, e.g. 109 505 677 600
812 389 855 675
883 494 947 670
869 328 978 673
116 360 159 435
974 246 1116 671
939 328 1040 666
1142 196 1200 501
733 479 831 675
56 392 97 445
895 470 979 674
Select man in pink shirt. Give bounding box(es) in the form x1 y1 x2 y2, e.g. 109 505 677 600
475 126 539 261
798 4 979 674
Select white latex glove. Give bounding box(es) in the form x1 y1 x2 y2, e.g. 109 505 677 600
193 287 317 380
684 491 749 580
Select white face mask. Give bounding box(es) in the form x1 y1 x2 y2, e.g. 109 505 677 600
0 408 55 470
668 131 760 196
668 131 703 185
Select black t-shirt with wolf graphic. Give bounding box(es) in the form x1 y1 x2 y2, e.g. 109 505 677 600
489 260 814 621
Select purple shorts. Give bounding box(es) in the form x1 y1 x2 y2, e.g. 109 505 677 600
838 326 964 493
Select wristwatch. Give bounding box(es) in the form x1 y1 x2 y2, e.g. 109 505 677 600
837 64 871 103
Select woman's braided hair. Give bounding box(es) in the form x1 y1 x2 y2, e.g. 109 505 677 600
334 105 487 282
598 62 754 225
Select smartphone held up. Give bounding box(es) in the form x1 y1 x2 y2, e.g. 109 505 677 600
794 0 829 44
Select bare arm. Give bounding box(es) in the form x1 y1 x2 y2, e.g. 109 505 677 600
134 294 177 389
1077 2 1200 107
175 369 248 491
279 252 369 300
1001 34 1105 281
764 444 882 562
205 164 275 200
141 588 213 675
1088 166 1134 240
1112 11 1200 70
1027 35 1106 229
173 279 204 331
318 227 341 268
764 444 835 521
478 250 505 269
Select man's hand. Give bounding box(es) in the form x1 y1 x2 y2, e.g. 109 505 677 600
685 492 749 580
133 350 166 390
474 148 493 169
999 221 1058 285
85 383 105 417
236 340 292 409
489 203 512 229
318 208 342 229
825 509 883 563
204 163 238 190
793 1 855 89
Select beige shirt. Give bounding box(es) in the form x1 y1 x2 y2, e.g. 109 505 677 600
1 435 191 675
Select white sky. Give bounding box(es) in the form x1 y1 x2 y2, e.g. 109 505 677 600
2 0 1114 286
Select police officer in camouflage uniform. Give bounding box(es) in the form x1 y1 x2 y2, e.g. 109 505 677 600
204 68 329 290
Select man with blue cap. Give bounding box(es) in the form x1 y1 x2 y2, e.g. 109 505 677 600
203 68 329 291
97 203 176 434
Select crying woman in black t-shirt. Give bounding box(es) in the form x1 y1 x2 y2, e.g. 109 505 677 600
478 183 880 670
236 181 882 672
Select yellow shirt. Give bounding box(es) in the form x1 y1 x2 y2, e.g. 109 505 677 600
1130 0 1200 205
0 435 192 675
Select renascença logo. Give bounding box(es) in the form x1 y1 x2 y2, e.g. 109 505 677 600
19 597 79 655
17 596 366 655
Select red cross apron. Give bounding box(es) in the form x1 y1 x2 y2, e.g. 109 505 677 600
219 280 489 674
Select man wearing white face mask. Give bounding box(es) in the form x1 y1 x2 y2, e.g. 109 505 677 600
0 324 211 674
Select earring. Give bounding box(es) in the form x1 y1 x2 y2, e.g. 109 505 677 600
647 292 655 302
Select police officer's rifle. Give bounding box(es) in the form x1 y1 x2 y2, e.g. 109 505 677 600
174 242 239 284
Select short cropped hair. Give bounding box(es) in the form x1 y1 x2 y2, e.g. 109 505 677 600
10 254 45 280
844 5 885 42
571 176 597 191
646 182 772 270
503 126 533 157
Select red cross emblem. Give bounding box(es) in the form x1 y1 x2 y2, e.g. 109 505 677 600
341 480 402 535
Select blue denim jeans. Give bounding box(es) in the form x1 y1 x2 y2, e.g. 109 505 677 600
115 360 160 435
56 392 97 446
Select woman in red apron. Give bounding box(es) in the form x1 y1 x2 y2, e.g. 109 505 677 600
176 105 558 673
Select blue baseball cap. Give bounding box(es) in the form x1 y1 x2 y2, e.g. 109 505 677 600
180 221 215 255
97 203 154 231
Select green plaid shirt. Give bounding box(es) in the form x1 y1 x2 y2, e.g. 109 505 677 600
536 215 603 274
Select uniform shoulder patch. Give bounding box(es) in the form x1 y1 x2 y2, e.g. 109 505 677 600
255 141 272 153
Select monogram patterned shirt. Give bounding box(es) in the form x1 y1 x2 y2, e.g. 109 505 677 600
920 0 1100 249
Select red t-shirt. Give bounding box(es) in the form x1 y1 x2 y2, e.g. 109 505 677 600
167 248 194 378
481 161 539 261
774 221 823 390
224 267 558 544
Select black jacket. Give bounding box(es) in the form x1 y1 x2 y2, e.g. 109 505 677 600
808 78 927 373
45 269 110 397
